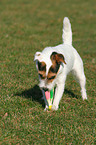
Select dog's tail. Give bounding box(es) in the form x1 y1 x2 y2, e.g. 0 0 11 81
62 17 72 45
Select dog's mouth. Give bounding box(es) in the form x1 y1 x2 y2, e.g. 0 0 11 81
42 87 49 92
42 87 54 109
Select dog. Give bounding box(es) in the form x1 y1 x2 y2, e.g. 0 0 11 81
34 17 87 111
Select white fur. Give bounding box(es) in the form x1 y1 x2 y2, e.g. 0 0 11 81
34 17 87 111
62 17 72 45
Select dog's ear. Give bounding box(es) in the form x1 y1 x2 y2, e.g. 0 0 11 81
34 52 42 61
50 52 66 64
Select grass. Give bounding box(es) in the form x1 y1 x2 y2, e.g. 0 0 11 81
0 0 96 144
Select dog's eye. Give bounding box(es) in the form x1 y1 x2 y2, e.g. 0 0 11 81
47 75 56 80
39 73 45 79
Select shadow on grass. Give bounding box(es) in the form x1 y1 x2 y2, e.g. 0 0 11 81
16 85 78 108
16 85 45 107
65 88 78 99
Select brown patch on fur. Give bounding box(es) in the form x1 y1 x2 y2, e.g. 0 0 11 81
38 71 46 79
47 71 56 82
37 61 46 79
37 61 46 71
47 64 59 83
47 52 66 83
51 52 66 64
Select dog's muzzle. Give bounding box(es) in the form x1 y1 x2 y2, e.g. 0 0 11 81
42 87 49 92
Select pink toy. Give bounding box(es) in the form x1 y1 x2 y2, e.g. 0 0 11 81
45 91 50 100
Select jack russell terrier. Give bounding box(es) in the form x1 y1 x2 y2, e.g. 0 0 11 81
34 17 87 111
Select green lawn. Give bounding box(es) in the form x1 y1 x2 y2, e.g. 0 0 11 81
0 0 96 144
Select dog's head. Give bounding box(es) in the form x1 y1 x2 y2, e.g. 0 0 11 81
34 50 66 91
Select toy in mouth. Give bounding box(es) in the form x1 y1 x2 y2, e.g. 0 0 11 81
45 89 54 110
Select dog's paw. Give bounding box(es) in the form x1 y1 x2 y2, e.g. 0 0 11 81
83 96 87 100
44 105 48 111
82 93 87 100
51 105 58 111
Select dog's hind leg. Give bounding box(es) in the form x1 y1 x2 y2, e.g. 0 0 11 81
77 72 87 100
72 61 87 100
80 75 87 100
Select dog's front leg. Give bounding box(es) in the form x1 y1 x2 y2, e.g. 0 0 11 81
52 83 65 111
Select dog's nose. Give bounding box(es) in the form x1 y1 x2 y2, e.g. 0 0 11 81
42 87 49 92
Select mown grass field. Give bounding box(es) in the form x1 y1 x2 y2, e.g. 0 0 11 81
0 0 96 144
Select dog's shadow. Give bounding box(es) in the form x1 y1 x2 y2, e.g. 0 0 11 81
16 85 45 107
65 89 78 99
16 85 78 108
